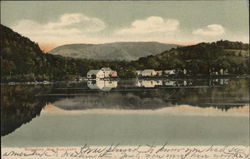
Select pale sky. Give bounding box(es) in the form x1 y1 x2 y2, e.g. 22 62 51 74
1 1 249 51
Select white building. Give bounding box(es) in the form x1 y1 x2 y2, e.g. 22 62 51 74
87 67 118 79
164 70 175 75
155 71 163 76
87 70 105 79
101 67 112 77
141 69 157 77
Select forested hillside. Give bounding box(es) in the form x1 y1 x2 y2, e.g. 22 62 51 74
0 24 108 81
0 24 249 82
133 40 249 75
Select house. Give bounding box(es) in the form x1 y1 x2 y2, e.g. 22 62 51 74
141 69 157 77
87 80 118 91
164 70 175 75
87 70 105 79
110 70 118 78
101 67 112 77
155 71 163 76
101 67 118 78
87 67 118 79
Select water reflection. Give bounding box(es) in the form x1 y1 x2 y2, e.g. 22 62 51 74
1 78 249 137
87 79 118 91
1 85 50 136
135 79 163 88
85 78 231 90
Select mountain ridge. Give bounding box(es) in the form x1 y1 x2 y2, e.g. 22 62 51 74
49 42 179 61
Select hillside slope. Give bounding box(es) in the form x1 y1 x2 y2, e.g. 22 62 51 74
49 42 178 61
134 40 249 75
1 24 249 82
0 24 92 81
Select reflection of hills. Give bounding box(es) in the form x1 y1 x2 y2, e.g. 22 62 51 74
43 104 249 116
51 92 247 111
1 79 248 136
52 92 171 110
49 79 249 111
1 85 50 136
1 102 45 136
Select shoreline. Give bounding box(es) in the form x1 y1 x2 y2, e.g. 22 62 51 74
1 75 249 85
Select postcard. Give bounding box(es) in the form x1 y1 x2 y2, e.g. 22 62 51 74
1 0 249 159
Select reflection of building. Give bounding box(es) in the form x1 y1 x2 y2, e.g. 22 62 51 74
87 67 118 79
87 80 118 91
164 80 176 86
210 79 229 86
136 80 162 88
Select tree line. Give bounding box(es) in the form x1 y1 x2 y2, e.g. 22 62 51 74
1 24 249 82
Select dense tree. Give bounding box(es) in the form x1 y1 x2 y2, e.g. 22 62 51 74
1 24 249 82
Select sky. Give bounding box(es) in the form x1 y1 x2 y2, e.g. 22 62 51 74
1 1 249 52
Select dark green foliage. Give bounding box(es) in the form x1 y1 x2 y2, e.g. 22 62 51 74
0 25 103 81
135 40 249 75
1 24 249 82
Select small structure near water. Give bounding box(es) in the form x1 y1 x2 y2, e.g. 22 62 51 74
136 69 177 77
136 69 157 77
87 67 118 79
164 70 176 76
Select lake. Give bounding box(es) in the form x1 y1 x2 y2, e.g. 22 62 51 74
1 78 249 147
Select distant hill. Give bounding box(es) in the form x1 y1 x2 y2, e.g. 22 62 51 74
1 24 249 82
49 42 178 61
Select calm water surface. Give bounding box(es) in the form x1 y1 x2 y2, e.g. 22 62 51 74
1 78 249 147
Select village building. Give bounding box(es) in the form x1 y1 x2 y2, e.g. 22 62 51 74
87 67 118 79
87 70 105 79
155 71 163 76
164 70 176 76
110 70 118 77
141 69 157 77
101 67 112 77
